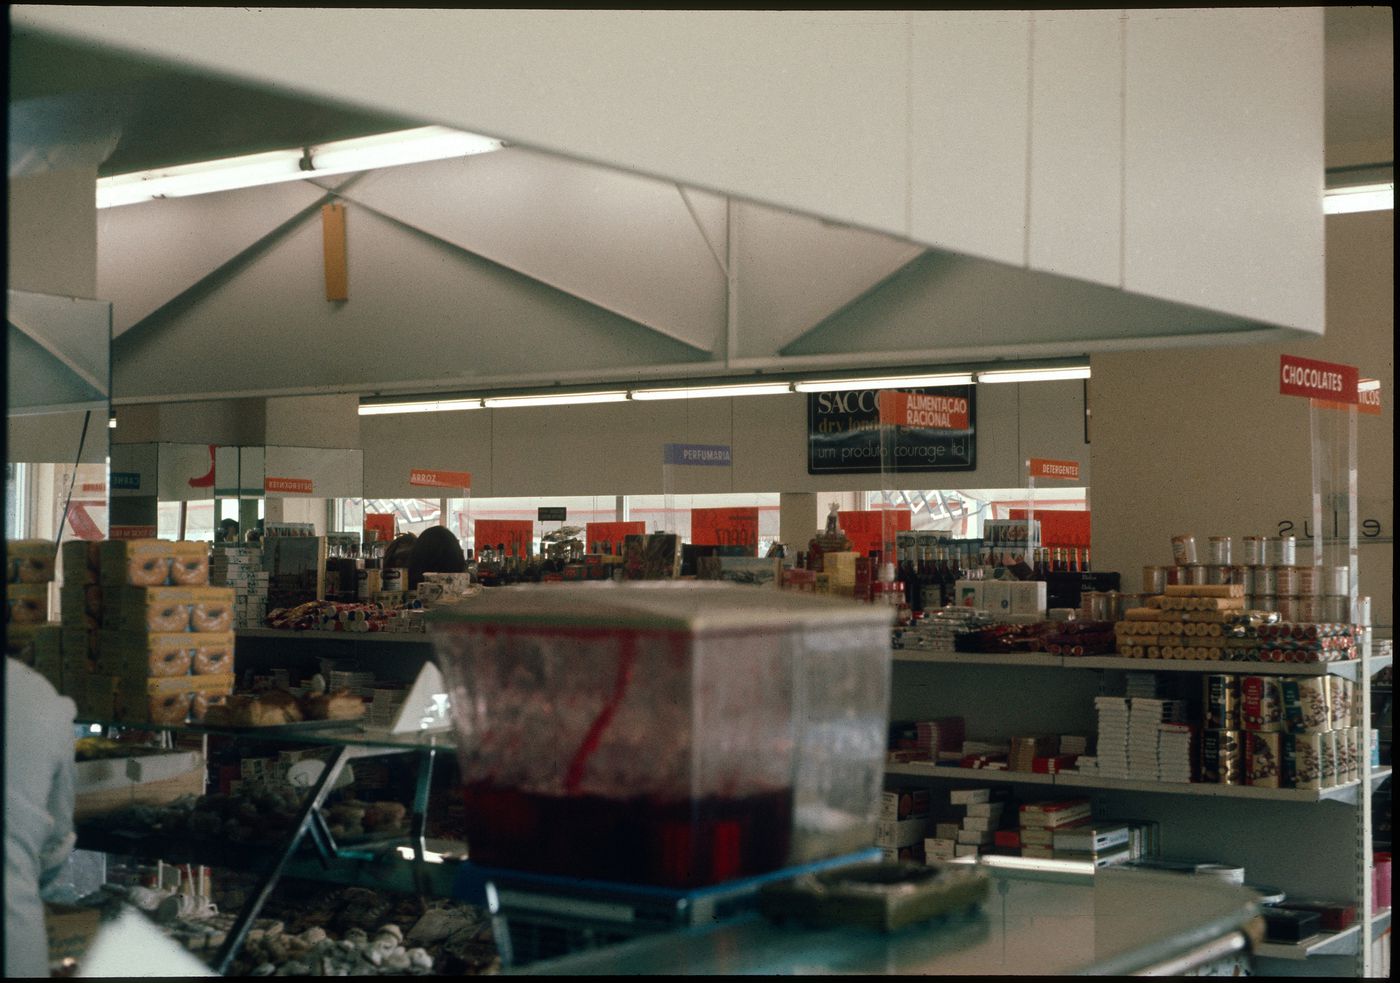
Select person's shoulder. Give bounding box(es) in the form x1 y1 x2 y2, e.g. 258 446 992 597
7 657 77 717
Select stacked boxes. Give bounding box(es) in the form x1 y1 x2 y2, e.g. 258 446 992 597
1093 697 1130 780
211 544 268 628
87 540 236 724
877 788 931 862
7 540 62 690
923 787 1012 860
887 717 966 764
1051 822 1132 868
1128 698 1188 781
58 541 103 699
1018 798 1092 859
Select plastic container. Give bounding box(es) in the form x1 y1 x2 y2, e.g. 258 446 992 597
1375 852 1391 910
429 582 893 887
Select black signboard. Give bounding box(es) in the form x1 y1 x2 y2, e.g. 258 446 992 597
807 386 977 475
537 507 568 522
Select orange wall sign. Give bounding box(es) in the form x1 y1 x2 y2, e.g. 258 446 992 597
364 513 397 543
837 509 912 557
475 519 534 557
877 390 970 430
1313 379 1381 415
586 521 646 554
265 477 314 495
1009 508 1091 548
409 469 472 489
1028 459 1081 481
691 508 759 551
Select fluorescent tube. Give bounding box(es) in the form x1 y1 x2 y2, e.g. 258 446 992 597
96 126 504 208
1323 183 1394 215
1357 379 1380 392
358 399 483 416
977 366 1091 384
793 372 975 393
631 382 794 400
482 391 628 408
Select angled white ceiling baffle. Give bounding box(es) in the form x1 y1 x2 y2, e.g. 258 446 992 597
12 7 1327 404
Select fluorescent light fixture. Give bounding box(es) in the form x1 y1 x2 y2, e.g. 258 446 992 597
96 125 504 208
1358 379 1380 392
358 398 483 416
631 382 794 400
108 417 117 429
482 391 628 408
1323 182 1394 215
977 854 1095 875
793 372 974 393
977 366 1091 384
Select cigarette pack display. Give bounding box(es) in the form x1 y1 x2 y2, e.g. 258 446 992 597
1246 732 1286 788
961 815 1002 833
923 838 957 860
955 828 992 845
954 844 981 858
876 817 928 848
949 787 992 805
1020 845 1054 859
8 539 56 583
7 583 49 626
1053 823 1132 854
935 822 961 840
966 800 1005 818
1052 846 1132 868
1019 799 1092 828
1241 676 1284 732
993 829 1022 849
99 540 210 588
430 583 893 887
1018 827 1057 847
879 789 931 821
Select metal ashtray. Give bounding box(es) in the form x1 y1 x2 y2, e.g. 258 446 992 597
758 861 990 932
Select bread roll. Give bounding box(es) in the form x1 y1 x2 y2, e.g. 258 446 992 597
192 642 232 675
191 602 232 633
150 643 193 677
170 554 210 586
303 689 363 721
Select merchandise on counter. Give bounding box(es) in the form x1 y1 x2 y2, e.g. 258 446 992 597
211 544 268 629
9 538 57 583
99 540 210 588
1018 798 1092 829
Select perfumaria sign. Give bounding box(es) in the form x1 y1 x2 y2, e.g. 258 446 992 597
807 386 976 475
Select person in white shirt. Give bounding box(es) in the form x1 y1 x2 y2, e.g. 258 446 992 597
5 657 78 977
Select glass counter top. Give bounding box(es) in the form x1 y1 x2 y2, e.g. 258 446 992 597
79 717 456 752
513 865 1260 976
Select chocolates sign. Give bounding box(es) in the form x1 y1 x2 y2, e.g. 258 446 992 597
808 386 976 475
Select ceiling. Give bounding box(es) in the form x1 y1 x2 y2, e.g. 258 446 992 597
9 8 1393 181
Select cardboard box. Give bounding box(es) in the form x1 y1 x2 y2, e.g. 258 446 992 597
60 583 103 629
73 751 206 820
95 631 235 678
7 583 49 626
875 817 928 848
61 539 101 586
100 539 210 588
8 539 56 583
1010 580 1047 616
104 586 235 633
950 787 992 805
981 580 1012 616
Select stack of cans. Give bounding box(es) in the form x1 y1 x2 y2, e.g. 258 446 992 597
1201 674 1243 784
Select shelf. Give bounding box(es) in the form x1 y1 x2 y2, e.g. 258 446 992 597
236 628 432 645
893 650 1062 668
885 763 1057 785
1255 925 1362 961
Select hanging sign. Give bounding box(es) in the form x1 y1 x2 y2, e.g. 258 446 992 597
1312 378 1381 415
410 468 472 489
1279 354 1357 403
538 507 567 522
66 506 103 541
1009 508 1090 548
1028 458 1081 481
663 443 732 467
808 386 976 475
265 477 315 495
877 390 970 430
109 525 158 540
475 519 534 557
837 509 913 558
691 507 759 551
586 521 646 554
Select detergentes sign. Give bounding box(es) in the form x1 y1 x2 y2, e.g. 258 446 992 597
808 386 976 475
1028 458 1081 481
877 390 970 430
1279 354 1357 403
265 477 314 495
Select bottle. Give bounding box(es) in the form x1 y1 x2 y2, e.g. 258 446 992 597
1082 547 1092 572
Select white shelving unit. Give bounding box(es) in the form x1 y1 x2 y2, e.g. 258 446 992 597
886 640 1385 977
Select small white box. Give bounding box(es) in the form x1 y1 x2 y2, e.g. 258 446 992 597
982 580 1012 614
962 815 1000 833
876 817 928 848
954 579 982 609
1010 580 1047 616
950 788 991 805
956 828 993 845
954 843 981 858
935 822 961 839
966 801 1005 818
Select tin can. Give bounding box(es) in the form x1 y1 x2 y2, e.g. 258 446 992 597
381 567 405 592
1166 565 1183 586
1184 564 1208 585
1084 591 1109 621
1285 733 1324 789
1281 677 1330 733
1345 727 1360 782
1321 731 1339 786
1245 731 1285 787
1171 535 1198 565
1295 596 1323 623
1265 536 1297 566
1208 536 1233 564
1143 566 1168 594
1104 591 1124 621
1240 566 1258 596
1256 594 1278 615
1323 595 1350 624
1203 674 1240 730
1241 675 1284 732
1252 565 1278 595
1326 565 1350 596
1274 565 1300 596
1205 565 1231 586
1277 596 1300 622
1240 536 1266 565
1202 729 1243 784
1295 565 1317 596
1359 595 1371 627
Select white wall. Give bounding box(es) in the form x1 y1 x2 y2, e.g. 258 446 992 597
1091 209 1394 631
359 381 1090 499
20 6 1326 337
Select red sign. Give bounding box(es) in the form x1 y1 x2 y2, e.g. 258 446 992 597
265 477 314 495
110 525 157 540
586 521 646 554
1009 508 1091 548
877 390 970 430
65 505 103 541
81 483 106 494
1313 379 1381 415
1028 458 1081 481
1280 354 1357 403
364 513 397 543
837 509 912 558
409 468 472 489
475 519 534 557
690 508 759 552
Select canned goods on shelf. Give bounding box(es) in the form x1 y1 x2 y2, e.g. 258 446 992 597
1143 566 1168 594
1208 536 1233 565
1166 565 1183 586
1240 536 1266 566
1256 595 1278 616
1324 595 1351 623
1275 565 1301 596
1327 565 1350 596
1277 596 1301 622
1184 564 1208 586
1241 567 1257 596
1252 565 1278 595
1264 536 1297 566
1171 534 1198 565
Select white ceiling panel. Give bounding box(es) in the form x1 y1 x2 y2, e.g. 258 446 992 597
339 148 727 353
733 202 924 359
98 180 329 337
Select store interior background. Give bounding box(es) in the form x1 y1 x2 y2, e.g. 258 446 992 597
6 7 1393 633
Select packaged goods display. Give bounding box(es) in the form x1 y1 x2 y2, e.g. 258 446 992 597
265 600 425 633
211 544 268 629
431 583 892 887
9 537 57 583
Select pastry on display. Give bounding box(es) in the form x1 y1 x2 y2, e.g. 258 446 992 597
304 689 366 721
